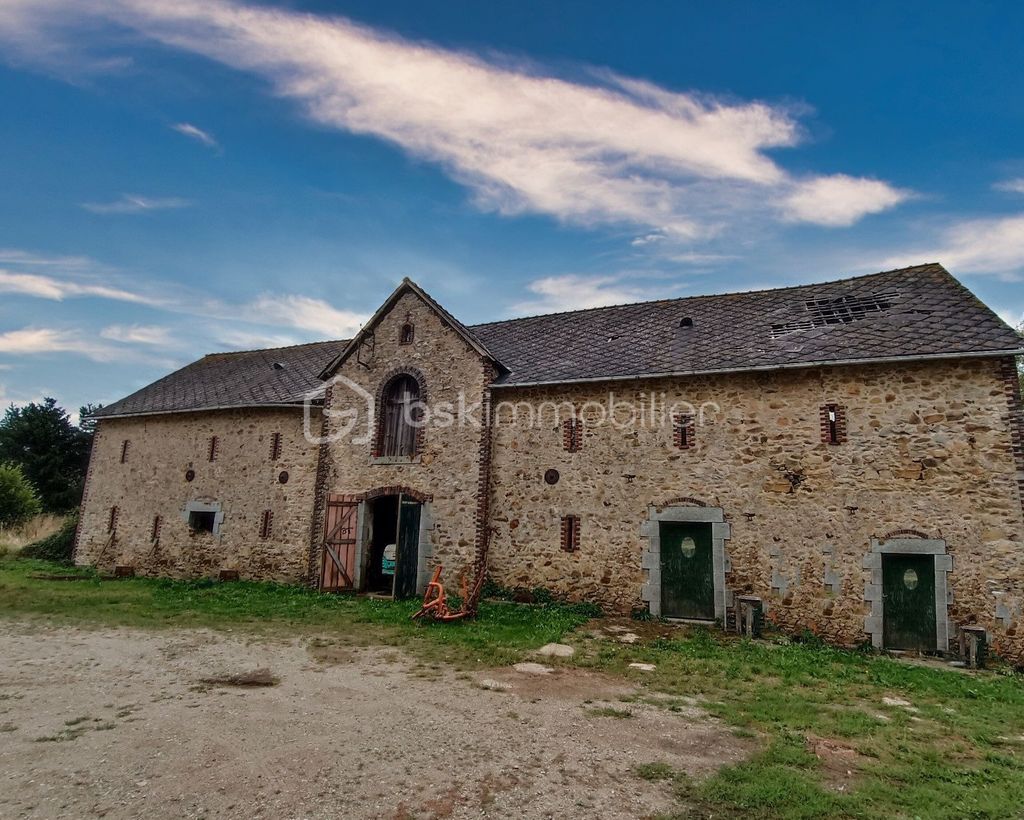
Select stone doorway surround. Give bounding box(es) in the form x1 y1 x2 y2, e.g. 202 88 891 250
641 502 731 621
863 536 952 651
353 489 434 596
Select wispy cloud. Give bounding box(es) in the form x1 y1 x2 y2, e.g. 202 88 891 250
883 214 1024 280
0 326 177 365
213 328 303 351
0 327 109 360
243 294 366 337
100 324 173 345
0 268 156 304
512 274 666 315
172 121 219 149
0 0 907 238
994 178 1024 195
81 193 191 214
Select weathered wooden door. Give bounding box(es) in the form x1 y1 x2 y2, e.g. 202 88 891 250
660 521 715 619
393 498 421 600
320 494 359 592
882 553 936 651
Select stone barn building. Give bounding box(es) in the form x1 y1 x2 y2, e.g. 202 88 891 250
75 264 1024 660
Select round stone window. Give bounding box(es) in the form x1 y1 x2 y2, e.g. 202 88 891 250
680 536 697 558
278 470 289 485
544 469 560 485
903 568 919 590
185 469 195 483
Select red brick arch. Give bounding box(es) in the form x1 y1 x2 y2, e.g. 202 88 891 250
361 485 433 503
882 528 932 540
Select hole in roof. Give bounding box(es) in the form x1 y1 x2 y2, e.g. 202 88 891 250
272 362 286 370
770 291 900 338
679 317 694 328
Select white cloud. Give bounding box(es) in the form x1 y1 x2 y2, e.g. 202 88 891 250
244 294 367 337
172 121 218 148
996 309 1024 330
512 274 662 315
100 324 173 345
0 326 175 364
213 328 303 351
0 327 98 357
883 214 1024 278
0 0 907 236
994 178 1024 195
781 175 910 226
82 193 191 214
0 268 156 304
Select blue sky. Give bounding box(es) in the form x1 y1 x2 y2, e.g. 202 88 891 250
1 0 1023 416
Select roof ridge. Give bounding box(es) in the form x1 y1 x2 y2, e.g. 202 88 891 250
468 263 944 329
203 338 348 357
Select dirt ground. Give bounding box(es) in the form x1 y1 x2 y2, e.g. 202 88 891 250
0 621 751 819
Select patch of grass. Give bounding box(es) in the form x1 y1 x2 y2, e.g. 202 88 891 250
580 628 1024 818
0 557 593 668
635 761 676 781
586 705 633 719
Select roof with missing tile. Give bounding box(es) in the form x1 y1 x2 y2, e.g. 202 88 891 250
93 263 1023 418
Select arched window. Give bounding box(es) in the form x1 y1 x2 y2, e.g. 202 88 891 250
378 374 421 458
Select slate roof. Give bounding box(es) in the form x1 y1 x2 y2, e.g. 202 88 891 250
93 264 1023 418
93 340 346 418
471 263 1024 386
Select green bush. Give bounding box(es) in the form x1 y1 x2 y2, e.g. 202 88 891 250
20 514 77 564
0 462 42 528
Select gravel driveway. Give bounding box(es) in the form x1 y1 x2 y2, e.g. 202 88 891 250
0 621 750 819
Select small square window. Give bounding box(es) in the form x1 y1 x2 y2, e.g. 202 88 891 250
188 510 217 533
560 515 580 552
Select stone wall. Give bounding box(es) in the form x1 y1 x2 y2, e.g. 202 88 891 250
75 408 320 582
485 357 1024 661
313 290 490 586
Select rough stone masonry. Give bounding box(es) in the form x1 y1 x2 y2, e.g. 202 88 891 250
76 264 1024 663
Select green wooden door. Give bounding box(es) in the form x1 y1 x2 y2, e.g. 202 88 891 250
660 522 715 619
882 553 936 651
394 498 421 601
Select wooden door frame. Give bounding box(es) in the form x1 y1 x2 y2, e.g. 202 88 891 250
641 503 731 621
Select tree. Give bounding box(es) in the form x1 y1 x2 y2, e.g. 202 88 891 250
1018 322 1024 395
77 403 104 436
0 398 92 513
0 462 42 528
